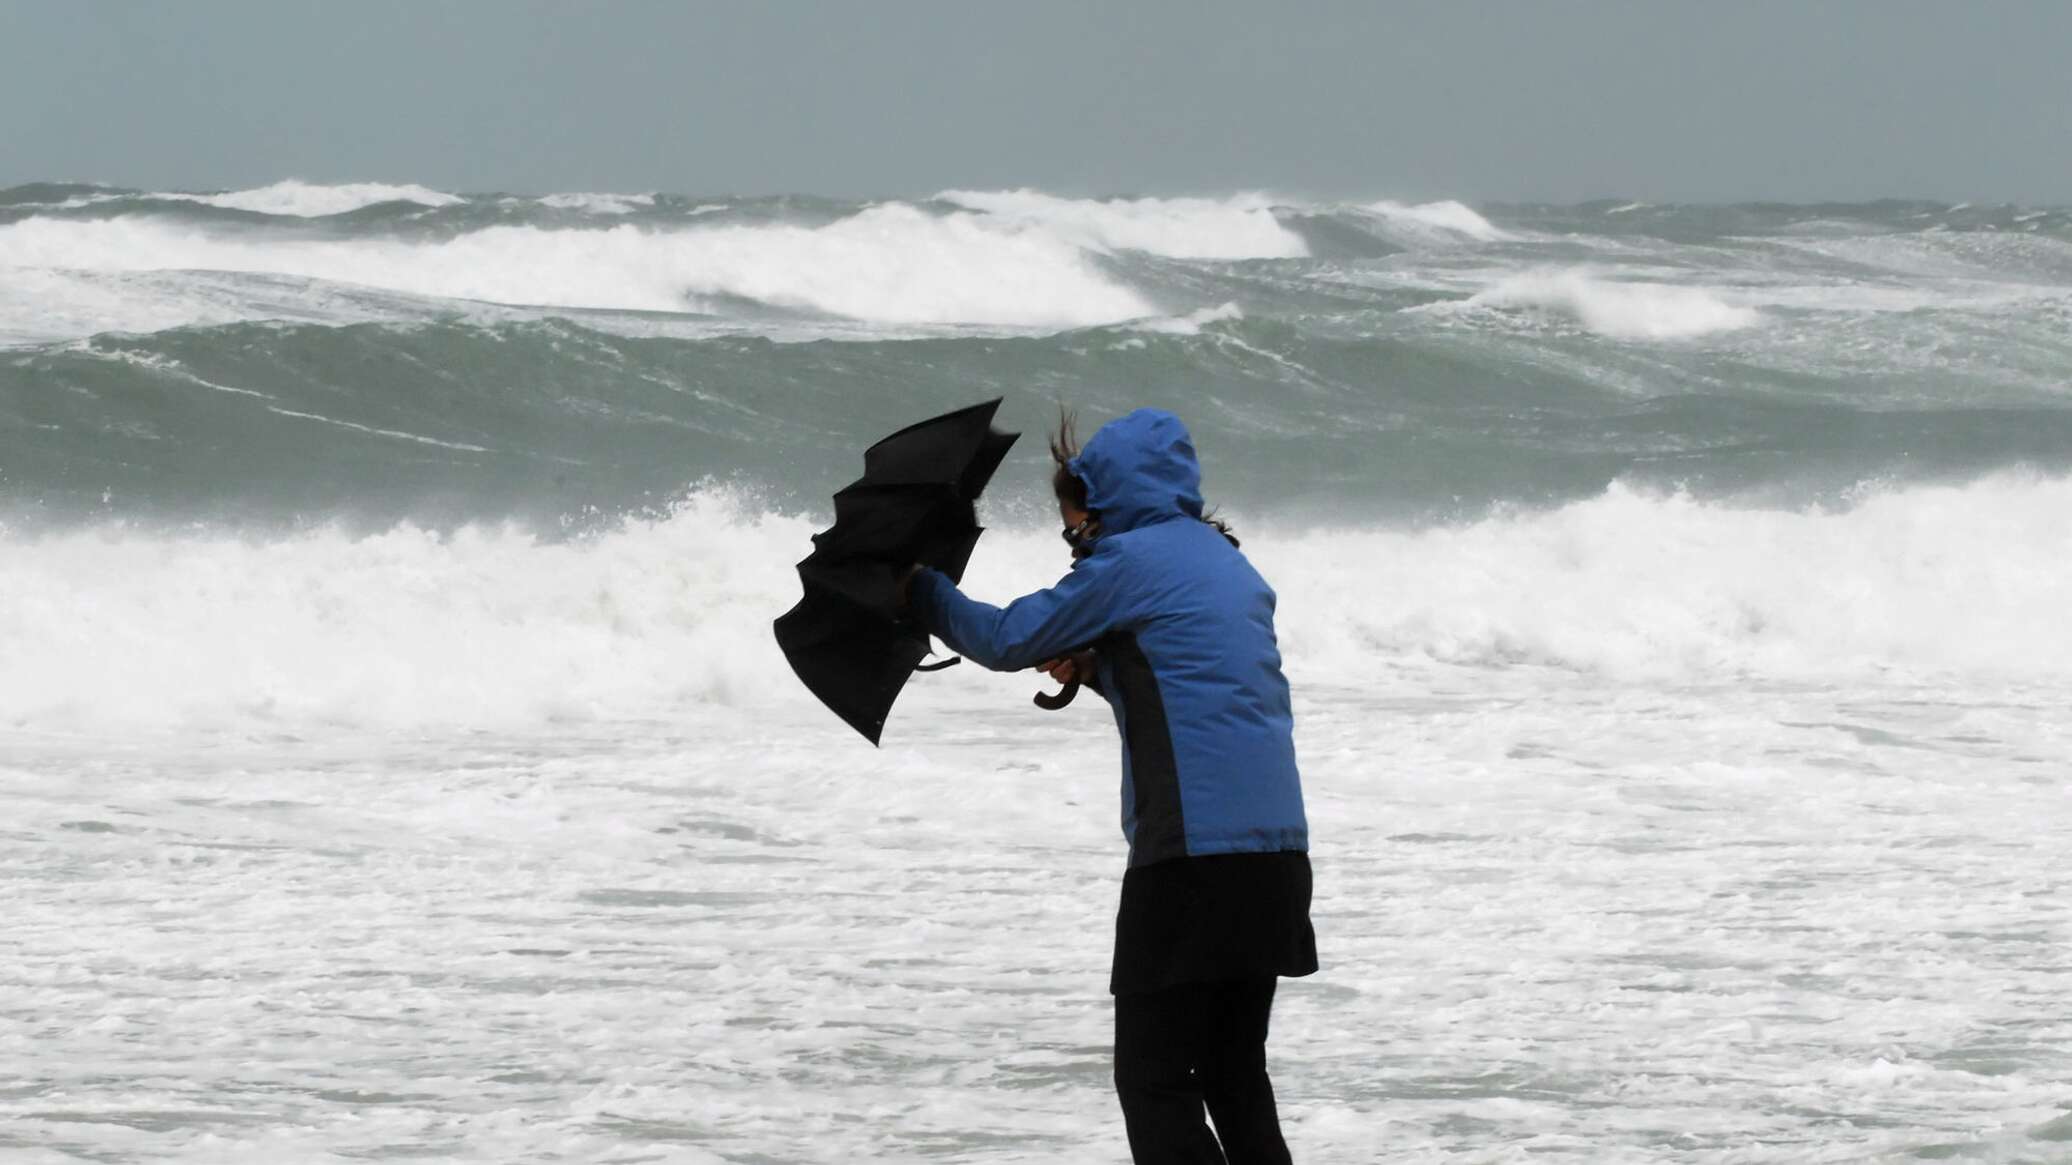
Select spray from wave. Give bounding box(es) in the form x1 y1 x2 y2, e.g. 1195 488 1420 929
535 192 657 215
7 476 2067 739
0 490 810 734
936 189 1308 259
1465 267 1761 339
1271 474 2072 681
156 179 465 217
1365 199 1511 242
0 204 1161 330
0 188 1348 340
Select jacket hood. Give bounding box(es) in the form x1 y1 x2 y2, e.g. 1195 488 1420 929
1068 409 1204 534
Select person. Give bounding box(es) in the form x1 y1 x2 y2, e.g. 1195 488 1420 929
903 407 1317 1164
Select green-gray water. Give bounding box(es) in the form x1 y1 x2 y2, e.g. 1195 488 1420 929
5 186 2069 529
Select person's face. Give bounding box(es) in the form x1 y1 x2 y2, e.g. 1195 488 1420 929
1059 499 1090 529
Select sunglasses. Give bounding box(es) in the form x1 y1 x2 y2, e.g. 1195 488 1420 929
1061 516 1099 549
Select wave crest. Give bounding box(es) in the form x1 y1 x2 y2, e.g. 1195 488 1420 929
1467 267 1760 339
0 490 811 734
1270 475 2072 682
1366 199 1509 242
159 180 465 217
8 476 2067 738
938 189 1307 260
536 192 658 215
0 204 1155 330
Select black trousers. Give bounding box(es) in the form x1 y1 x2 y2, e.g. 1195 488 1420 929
1113 976 1291 1165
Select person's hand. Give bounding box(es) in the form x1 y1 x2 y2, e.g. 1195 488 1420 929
1034 651 1095 684
896 563 923 610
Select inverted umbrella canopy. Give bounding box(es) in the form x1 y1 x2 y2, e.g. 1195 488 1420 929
773 399 1020 743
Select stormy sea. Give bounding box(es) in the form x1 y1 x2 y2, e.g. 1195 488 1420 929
3 180 2069 1163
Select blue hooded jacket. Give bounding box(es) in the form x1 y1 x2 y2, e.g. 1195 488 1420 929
910 409 1309 868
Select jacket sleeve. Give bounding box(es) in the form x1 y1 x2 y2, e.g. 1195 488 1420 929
909 550 1134 672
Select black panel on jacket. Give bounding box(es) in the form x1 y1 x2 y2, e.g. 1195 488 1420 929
1103 632 1188 867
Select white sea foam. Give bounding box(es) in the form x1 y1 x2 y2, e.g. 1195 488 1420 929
0 490 811 734
0 266 490 348
538 192 657 215
938 189 1308 259
156 179 465 217
0 204 1153 330
6 475 2067 738
0 268 276 346
1774 230 2072 286
1123 301 1244 335
1365 199 1510 242
8 192 127 211
1268 474 2072 683
1466 267 1760 339
6 476 2070 1164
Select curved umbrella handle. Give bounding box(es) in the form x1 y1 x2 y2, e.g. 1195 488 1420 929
1033 679 1080 710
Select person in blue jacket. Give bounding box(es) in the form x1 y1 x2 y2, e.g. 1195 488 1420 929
905 407 1317 1165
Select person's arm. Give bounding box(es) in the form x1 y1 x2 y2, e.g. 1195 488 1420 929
908 552 1131 672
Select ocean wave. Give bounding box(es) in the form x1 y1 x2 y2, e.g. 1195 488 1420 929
0 204 1154 329
1268 473 2072 684
7 475 2068 737
153 179 465 217
4 184 2070 520
937 189 1308 259
1121 301 1244 335
1464 268 1761 339
0 489 813 734
10 187 2064 351
536 192 658 215
1365 199 1510 242
1771 229 2072 286
9 308 2072 532
0 266 459 347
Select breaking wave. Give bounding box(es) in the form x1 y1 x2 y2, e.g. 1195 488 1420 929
1270 474 2072 682
535 191 658 215
1365 198 1510 242
1465 268 1762 339
157 179 466 217
0 204 1156 329
936 189 1308 259
4 181 2071 543
5 476 2068 737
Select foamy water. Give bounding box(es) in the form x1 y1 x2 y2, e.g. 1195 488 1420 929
166 179 467 217
0 205 1155 330
1365 198 1513 242
1464 268 1762 339
7 491 2072 1160
6 478 2068 740
7 644 2068 1161
938 188 1309 259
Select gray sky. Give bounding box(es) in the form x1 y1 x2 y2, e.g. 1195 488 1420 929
4 0 2068 203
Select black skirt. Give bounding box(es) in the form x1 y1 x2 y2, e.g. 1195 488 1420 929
1111 850 1318 996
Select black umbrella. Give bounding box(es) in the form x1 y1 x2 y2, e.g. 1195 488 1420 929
773 399 1020 743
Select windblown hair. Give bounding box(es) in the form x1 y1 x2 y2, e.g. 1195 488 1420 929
1048 408 1091 514
1049 407 1238 548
